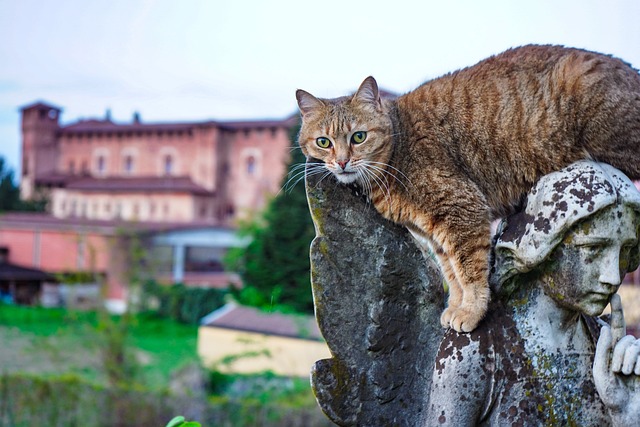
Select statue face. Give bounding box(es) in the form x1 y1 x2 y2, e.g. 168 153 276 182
541 204 638 316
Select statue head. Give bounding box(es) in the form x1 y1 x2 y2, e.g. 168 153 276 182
493 161 640 315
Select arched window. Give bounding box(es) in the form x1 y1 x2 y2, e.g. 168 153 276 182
124 155 134 174
246 156 256 176
97 156 106 175
164 155 173 175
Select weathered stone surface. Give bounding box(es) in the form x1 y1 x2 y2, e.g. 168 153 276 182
428 161 640 426
308 160 640 426
306 160 445 426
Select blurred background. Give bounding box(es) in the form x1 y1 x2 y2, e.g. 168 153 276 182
0 1 639 426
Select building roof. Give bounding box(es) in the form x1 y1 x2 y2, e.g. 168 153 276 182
0 261 56 282
19 101 63 112
217 114 299 131
59 114 298 134
35 172 80 187
63 175 214 195
0 212 225 234
61 119 203 133
201 303 323 341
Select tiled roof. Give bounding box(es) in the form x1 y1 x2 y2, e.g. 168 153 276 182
19 101 62 112
35 172 79 186
0 212 223 234
217 114 299 131
60 115 298 134
0 261 56 282
63 176 214 195
201 303 323 341
61 119 204 133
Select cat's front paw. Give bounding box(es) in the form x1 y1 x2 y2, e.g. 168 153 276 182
440 306 456 329
441 304 486 333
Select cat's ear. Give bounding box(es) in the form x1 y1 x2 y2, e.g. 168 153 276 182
353 76 382 111
296 89 324 117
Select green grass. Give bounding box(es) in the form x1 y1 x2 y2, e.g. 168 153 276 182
0 304 333 426
0 304 198 390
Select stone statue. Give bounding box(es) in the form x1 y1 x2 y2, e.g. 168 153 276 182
307 160 640 426
306 159 445 427
428 161 640 426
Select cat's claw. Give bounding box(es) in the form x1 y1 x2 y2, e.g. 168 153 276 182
441 305 486 333
440 307 455 329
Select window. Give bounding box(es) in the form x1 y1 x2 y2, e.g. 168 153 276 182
246 156 256 176
185 246 226 273
164 155 173 175
124 155 134 174
97 156 106 175
68 160 75 174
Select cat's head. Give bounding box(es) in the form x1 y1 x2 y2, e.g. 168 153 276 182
296 77 394 185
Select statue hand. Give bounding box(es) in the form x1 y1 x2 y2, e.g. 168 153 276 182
593 294 640 426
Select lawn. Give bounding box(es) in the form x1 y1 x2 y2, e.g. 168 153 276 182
0 304 333 426
0 304 199 390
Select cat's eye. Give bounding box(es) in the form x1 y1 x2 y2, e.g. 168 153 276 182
351 131 367 144
316 137 332 149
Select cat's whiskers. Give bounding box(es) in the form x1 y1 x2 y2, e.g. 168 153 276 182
362 160 412 193
366 161 413 186
314 170 335 189
358 164 392 209
280 162 326 195
356 169 373 196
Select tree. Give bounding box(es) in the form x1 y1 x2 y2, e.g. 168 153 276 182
226 123 317 313
0 157 20 212
0 156 48 212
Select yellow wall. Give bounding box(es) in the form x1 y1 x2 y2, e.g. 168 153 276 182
197 326 331 377
619 285 640 326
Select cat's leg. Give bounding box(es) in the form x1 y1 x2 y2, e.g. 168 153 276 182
418 237 464 327
439 224 492 332
415 199 492 332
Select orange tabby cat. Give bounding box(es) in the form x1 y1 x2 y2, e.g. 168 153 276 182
296 44 640 332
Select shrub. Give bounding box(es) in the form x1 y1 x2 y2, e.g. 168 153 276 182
142 281 227 324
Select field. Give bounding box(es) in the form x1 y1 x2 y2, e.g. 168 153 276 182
0 304 199 389
0 304 331 426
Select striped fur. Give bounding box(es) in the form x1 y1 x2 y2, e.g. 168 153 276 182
296 44 640 332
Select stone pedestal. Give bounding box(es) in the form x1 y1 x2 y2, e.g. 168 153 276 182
306 163 445 426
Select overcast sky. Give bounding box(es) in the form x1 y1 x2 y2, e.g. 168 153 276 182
1 0 640 178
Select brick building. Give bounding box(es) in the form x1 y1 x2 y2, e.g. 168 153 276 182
19 101 297 224
0 101 298 309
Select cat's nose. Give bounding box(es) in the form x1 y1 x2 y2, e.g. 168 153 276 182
337 160 349 170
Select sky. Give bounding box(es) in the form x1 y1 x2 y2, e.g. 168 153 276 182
1 0 640 179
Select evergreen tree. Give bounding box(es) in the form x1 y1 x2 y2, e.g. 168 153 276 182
0 157 20 212
0 156 48 212
227 123 317 313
